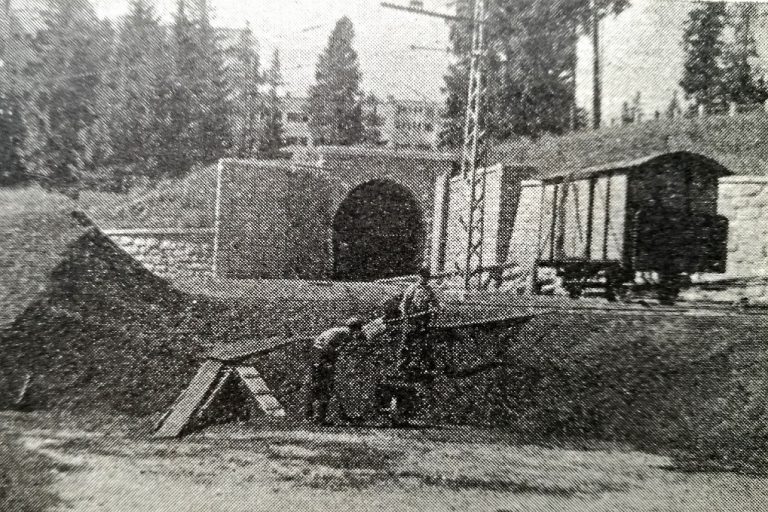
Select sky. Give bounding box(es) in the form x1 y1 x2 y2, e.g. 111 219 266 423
89 0 454 101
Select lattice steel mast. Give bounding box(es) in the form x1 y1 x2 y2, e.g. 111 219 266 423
381 1 488 289
458 0 486 289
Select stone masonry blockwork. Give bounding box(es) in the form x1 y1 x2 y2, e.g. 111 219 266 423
106 229 215 280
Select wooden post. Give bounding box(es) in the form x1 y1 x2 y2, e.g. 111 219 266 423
591 0 602 130
211 159 224 276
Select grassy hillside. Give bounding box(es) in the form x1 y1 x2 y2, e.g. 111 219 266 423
490 111 768 177
83 164 218 230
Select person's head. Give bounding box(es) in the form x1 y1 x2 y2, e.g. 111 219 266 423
380 294 402 320
344 316 365 331
418 267 431 284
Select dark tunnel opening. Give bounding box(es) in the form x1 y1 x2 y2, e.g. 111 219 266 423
332 180 424 281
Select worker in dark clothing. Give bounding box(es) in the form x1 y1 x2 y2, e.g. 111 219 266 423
303 316 366 426
398 267 440 382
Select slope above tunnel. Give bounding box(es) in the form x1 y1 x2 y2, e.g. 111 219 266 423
83 163 218 230
490 111 768 179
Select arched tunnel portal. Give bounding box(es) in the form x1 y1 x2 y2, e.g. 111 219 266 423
332 179 425 281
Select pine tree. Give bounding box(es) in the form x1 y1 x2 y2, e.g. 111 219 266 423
620 101 633 125
25 0 107 196
195 5 232 161
632 91 643 123
680 2 727 115
156 0 232 179
307 16 365 146
229 24 262 158
107 0 165 187
666 90 683 119
0 0 28 187
722 4 768 109
258 50 285 158
156 0 197 178
438 62 468 147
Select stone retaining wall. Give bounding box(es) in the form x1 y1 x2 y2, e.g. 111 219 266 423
718 176 768 278
104 228 215 280
698 175 768 302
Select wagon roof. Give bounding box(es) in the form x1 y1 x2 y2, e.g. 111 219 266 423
542 151 732 182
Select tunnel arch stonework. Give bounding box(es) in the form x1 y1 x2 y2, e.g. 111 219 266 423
214 148 456 280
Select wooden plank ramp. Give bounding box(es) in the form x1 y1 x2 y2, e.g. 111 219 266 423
207 336 309 362
153 360 224 438
235 366 286 418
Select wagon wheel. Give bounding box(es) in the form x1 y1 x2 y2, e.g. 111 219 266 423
562 265 587 299
606 281 631 302
565 281 584 299
603 273 623 302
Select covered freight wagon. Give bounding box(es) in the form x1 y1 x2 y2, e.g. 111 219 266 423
537 152 730 301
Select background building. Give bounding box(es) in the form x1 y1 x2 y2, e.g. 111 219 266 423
280 95 313 147
277 95 443 150
379 97 440 150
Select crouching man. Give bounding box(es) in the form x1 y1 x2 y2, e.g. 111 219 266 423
303 316 366 426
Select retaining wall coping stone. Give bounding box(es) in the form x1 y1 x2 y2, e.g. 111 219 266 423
103 228 216 236
720 176 768 185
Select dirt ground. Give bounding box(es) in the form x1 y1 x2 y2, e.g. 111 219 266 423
2 412 766 512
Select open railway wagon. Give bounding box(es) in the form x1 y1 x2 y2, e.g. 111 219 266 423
154 310 535 438
536 151 730 302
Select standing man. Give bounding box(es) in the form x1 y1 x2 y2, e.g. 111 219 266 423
304 316 366 426
398 267 440 382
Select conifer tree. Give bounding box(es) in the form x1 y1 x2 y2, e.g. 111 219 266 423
0 0 28 187
439 0 628 146
307 16 364 146
361 93 384 145
722 4 768 109
230 24 262 158
156 0 197 178
108 0 165 186
666 90 683 119
195 5 232 161
620 100 633 125
259 49 285 158
156 0 232 178
680 2 727 115
25 0 106 196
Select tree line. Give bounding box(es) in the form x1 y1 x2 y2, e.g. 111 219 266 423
439 0 630 146
5 1 761 193
680 1 767 117
440 0 768 144
0 1 378 194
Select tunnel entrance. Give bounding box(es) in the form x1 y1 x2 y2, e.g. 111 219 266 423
332 180 424 281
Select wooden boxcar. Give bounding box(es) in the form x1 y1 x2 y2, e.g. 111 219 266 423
536 152 730 300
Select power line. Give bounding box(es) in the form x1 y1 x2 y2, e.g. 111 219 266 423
380 2 483 24
410 44 451 53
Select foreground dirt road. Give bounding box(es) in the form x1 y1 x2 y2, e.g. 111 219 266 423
3 413 767 512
